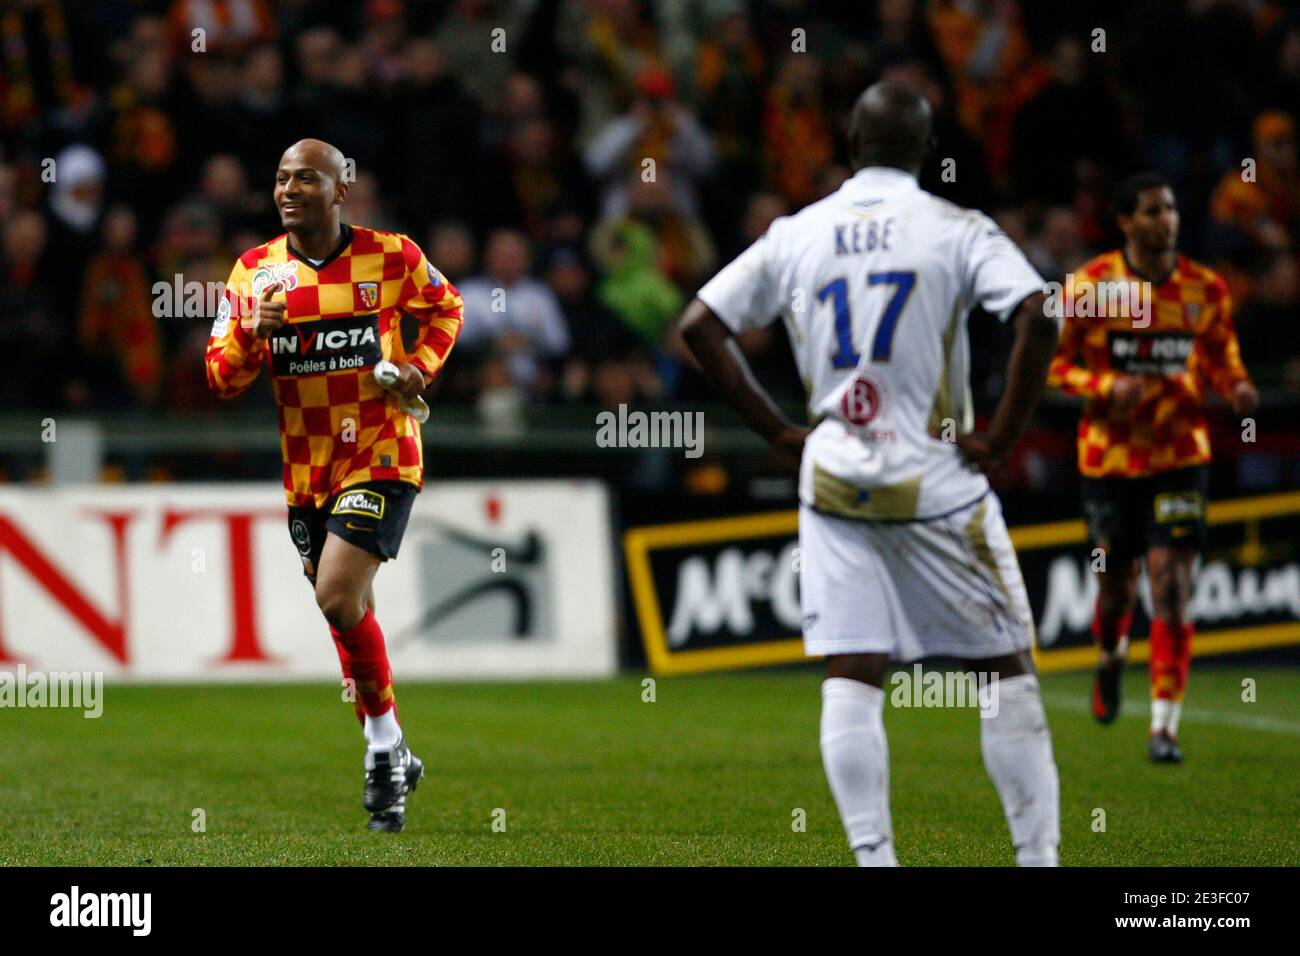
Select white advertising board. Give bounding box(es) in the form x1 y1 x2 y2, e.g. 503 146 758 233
0 481 616 680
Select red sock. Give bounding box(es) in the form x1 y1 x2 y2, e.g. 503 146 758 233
1170 620 1193 698
334 609 397 718
1091 599 1133 654
330 626 366 727
1148 618 1184 702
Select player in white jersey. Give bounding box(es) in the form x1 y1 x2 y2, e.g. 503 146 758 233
680 81 1063 866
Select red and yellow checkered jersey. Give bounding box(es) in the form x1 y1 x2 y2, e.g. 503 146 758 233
205 224 463 507
1047 250 1250 479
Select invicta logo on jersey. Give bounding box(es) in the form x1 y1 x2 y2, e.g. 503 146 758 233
269 314 383 376
332 489 385 520
1108 331 1195 376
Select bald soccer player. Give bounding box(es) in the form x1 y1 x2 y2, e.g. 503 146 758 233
680 82 1062 865
206 140 464 832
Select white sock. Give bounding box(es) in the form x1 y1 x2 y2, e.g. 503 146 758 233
980 673 1059 867
1165 700 1182 737
1151 698 1172 734
363 710 402 769
820 678 897 867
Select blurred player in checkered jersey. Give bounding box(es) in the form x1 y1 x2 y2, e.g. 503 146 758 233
1049 173 1257 763
205 140 463 830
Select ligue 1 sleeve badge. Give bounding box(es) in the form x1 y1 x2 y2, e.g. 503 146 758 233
426 262 445 289
211 297 232 337
358 281 379 309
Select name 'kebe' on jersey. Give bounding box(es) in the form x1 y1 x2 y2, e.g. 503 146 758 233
698 165 1049 522
833 215 895 256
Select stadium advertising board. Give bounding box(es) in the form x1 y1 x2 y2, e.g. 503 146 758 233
0 481 616 680
625 492 1300 675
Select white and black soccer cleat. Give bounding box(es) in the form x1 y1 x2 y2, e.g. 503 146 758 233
1148 730 1183 764
364 737 424 832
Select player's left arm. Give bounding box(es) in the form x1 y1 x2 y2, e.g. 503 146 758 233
1195 276 1257 416
391 235 465 400
955 217 1058 471
962 292 1056 468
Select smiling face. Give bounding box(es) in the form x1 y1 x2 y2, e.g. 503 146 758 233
274 140 346 232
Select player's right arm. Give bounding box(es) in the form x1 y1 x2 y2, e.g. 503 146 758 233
679 300 809 464
204 260 282 398
678 232 809 466
1045 272 1142 410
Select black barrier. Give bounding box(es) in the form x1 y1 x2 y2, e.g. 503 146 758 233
0 866 1287 941
625 492 1300 674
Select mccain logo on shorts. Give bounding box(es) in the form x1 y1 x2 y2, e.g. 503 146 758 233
1154 490 1204 524
331 489 385 520
270 314 383 377
1108 331 1194 376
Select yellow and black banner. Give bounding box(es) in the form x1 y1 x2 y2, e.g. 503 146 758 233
624 492 1300 675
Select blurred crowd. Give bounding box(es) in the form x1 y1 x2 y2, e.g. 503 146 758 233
2 0 1299 420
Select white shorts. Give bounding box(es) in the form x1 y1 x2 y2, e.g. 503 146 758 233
799 493 1034 661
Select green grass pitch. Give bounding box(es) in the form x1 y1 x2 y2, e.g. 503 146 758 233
1 665 1295 866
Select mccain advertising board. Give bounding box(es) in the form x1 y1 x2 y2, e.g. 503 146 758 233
625 492 1300 675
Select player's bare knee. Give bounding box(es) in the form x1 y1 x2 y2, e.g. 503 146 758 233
1098 564 1138 613
1147 564 1181 614
825 654 889 688
315 581 365 632
1152 583 1192 624
964 650 1034 681
1097 586 1133 619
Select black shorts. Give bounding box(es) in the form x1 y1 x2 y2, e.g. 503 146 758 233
1081 465 1209 562
287 481 417 582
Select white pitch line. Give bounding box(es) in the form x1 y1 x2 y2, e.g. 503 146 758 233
1041 692 1300 737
